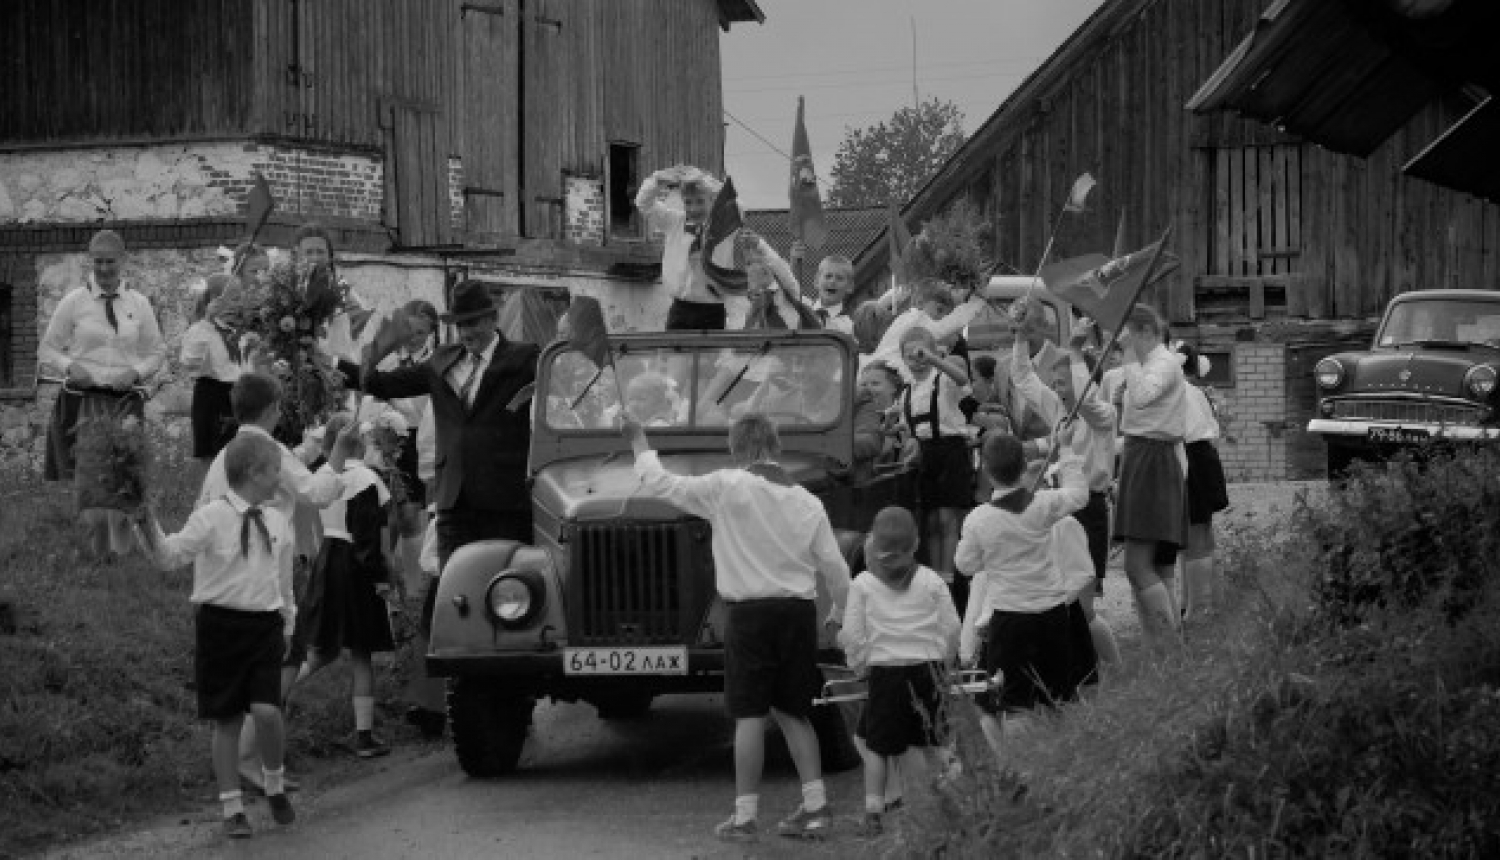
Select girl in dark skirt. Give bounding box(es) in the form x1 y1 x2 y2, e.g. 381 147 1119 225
896 326 976 613
182 273 247 468
289 415 396 759
1176 343 1230 619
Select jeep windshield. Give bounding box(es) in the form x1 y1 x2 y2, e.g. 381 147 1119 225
541 341 847 432
1378 298 1500 350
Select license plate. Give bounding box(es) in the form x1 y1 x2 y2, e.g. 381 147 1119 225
1367 426 1430 444
564 646 687 676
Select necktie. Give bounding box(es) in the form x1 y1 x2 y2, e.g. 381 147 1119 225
457 351 481 406
240 507 273 559
816 308 829 326
102 292 119 332
217 322 242 364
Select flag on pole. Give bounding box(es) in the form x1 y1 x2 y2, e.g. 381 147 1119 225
1040 241 1179 332
1112 208 1127 258
887 200 914 286
789 96 829 251
1063 172 1097 213
566 295 612 369
701 176 750 297
245 172 275 234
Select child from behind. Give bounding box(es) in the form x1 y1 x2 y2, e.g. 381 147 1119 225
839 506 960 838
288 413 397 759
136 433 297 839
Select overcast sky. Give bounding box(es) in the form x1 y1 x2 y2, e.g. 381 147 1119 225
719 0 1107 210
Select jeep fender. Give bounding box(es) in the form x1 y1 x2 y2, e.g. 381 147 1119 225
429 539 563 663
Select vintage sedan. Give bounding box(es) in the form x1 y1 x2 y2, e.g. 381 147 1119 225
1308 289 1500 475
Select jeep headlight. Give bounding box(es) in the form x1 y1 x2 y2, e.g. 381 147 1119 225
485 570 545 628
1465 365 1497 398
1315 358 1344 389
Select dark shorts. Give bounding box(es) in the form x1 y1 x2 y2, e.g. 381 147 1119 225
195 604 285 720
723 598 821 719
856 662 947 755
978 602 1082 715
917 437 974 510
190 377 237 459
666 299 726 331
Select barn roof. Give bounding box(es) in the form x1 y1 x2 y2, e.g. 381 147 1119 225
743 206 887 294
716 0 765 30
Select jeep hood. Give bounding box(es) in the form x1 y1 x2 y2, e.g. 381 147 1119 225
533 451 834 521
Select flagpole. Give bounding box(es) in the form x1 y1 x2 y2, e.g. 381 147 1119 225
1028 223 1175 494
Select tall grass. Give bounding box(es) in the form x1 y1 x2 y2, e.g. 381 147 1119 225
0 438 423 857
890 451 1500 857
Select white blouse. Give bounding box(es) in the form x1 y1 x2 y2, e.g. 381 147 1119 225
39 277 166 387
179 319 244 384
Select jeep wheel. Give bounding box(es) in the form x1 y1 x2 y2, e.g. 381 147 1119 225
594 691 655 720
810 699 861 773
448 679 534 777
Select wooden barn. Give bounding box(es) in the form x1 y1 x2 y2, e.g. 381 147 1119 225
853 0 1500 480
0 0 763 431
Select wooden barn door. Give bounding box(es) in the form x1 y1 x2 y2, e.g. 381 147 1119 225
388 101 454 248
459 0 519 241
521 0 565 239
1198 143 1304 320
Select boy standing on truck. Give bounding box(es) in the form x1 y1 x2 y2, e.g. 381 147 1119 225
621 413 851 843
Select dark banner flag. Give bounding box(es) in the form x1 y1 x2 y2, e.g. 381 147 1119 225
701 176 750 297
566 295 611 368
887 200 914 287
1040 241 1179 333
789 96 828 252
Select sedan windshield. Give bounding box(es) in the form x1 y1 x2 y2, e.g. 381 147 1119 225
541 342 846 432
1378 299 1500 348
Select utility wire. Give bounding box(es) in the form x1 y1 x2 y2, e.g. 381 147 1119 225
726 55 1050 84
722 108 838 193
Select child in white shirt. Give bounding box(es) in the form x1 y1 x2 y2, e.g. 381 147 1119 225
840 507 960 837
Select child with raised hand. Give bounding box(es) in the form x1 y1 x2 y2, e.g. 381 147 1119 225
894 325 976 611
956 432 1090 758
839 506 960 838
135 433 297 839
288 413 398 759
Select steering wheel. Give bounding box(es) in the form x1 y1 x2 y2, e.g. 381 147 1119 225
762 410 812 426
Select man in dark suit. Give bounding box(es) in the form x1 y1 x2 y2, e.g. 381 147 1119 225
363 280 539 735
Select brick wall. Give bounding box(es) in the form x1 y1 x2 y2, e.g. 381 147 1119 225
0 253 38 392
564 175 606 246
1216 342 1288 481
447 157 466 235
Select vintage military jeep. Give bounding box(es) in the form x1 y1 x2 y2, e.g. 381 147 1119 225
1308 289 1500 476
426 329 886 777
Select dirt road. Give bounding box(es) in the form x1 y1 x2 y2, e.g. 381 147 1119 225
47 482 1317 860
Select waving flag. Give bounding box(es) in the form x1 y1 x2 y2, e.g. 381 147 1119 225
701 176 750 297
1063 172 1097 213
789 96 829 251
1040 228 1178 332
566 295 612 368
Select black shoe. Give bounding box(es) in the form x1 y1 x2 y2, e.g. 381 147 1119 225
267 792 296 826
405 706 445 738
356 732 391 758
222 812 252 839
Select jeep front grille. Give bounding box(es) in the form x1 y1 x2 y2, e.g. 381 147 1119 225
569 522 689 645
1332 399 1485 426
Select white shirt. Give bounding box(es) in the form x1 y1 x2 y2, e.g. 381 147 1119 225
632 451 850 609
316 462 390 542
813 301 855 335
962 516 1096 662
40 277 166 387
1012 342 1117 492
900 370 974 440
446 336 498 407
197 425 350 558
1183 384 1220 444
1120 344 1187 440
179 318 244 384
869 298 988 380
839 565 959 671
148 491 296 635
377 343 433 428
954 454 1088 616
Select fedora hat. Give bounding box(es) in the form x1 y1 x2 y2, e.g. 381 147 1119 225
441 280 498 324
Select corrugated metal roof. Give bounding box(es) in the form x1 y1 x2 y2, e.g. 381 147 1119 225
743 206 887 294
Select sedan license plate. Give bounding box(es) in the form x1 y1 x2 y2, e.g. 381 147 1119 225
1367 426 1430 444
564 646 687 676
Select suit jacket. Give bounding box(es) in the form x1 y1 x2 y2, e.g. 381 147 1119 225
362 337 539 514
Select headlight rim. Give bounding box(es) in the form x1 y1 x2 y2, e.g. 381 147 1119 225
484 569 546 629
1465 364 1497 398
1315 357 1345 390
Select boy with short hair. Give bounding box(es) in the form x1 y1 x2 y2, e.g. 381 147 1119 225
136 434 297 838
622 413 850 842
811 254 856 334
839 506 960 837
869 278 988 379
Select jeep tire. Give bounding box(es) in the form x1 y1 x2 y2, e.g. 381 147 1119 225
810 699 861 773
593 691 655 720
448 679 534 777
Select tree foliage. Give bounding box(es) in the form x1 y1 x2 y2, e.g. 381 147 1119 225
827 98 966 208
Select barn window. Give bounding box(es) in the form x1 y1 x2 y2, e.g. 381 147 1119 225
609 142 641 239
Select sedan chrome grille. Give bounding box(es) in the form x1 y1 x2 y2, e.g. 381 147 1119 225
569 522 686 645
1331 399 1486 426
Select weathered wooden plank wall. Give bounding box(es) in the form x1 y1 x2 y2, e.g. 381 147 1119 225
907 0 1500 326
0 0 253 143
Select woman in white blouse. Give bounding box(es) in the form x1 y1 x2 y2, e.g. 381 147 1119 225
40 229 166 558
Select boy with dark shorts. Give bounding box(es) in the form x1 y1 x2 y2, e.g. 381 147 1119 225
623 413 850 842
839 507 960 837
136 433 297 839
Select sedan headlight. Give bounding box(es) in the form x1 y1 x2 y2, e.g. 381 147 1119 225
485 570 546 628
1465 365 1497 398
1315 358 1344 389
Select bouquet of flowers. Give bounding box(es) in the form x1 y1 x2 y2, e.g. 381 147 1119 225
903 199 995 295
241 262 349 439
74 412 149 512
